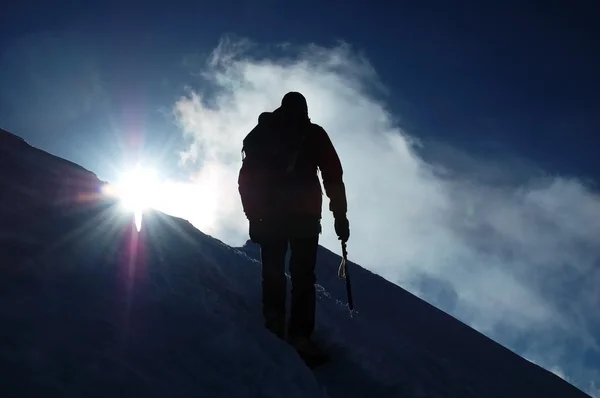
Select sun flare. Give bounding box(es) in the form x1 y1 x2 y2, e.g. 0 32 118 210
112 165 161 231
117 166 160 211
101 163 220 234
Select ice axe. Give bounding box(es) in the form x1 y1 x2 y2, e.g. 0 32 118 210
337 240 355 316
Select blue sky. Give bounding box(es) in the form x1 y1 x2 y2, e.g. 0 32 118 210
2 1 599 395
3 1 599 181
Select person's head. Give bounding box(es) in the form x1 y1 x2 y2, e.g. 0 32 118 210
280 91 308 120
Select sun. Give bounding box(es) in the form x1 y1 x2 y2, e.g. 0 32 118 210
112 164 162 231
116 165 160 211
101 162 222 234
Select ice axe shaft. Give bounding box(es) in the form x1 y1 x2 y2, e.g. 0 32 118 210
338 241 354 312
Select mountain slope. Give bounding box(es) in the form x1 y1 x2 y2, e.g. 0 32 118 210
0 128 591 397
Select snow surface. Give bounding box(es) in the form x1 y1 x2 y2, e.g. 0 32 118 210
0 128 592 397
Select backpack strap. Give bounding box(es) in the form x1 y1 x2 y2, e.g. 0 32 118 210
285 133 306 173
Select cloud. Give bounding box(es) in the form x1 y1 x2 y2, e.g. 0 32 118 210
169 37 600 392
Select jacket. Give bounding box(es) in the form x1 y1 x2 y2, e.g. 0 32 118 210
238 109 347 224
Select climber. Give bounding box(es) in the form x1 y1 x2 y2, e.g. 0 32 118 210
238 91 350 366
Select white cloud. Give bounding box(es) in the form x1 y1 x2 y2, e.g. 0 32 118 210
167 37 600 391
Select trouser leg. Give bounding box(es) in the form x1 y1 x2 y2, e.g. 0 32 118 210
259 238 288 337
287 235 319 340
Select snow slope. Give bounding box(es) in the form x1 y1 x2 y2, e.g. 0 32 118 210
0 128 591 398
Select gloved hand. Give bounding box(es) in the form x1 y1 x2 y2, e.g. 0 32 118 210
334 215 350 242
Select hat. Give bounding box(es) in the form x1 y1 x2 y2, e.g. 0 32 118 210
280 91 308 115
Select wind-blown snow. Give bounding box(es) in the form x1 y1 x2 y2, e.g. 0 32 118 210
0 128 591 397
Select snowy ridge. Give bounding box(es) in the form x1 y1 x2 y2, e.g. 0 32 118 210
0 128 591 397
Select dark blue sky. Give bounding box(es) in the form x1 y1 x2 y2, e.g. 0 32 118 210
2 0 599 184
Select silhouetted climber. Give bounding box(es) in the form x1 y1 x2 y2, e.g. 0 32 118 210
238 91 350 366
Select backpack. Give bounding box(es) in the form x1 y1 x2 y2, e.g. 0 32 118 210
238 112 307 220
